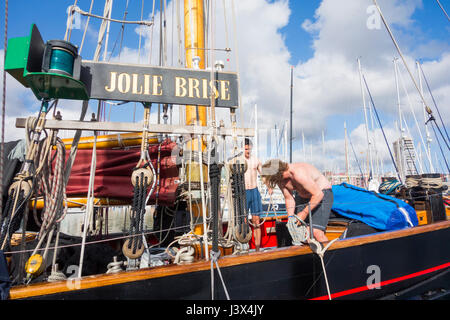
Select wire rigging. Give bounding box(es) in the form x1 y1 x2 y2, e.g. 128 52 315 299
362 74 403 184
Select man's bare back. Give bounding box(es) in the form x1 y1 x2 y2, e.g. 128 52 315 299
281 163 331 198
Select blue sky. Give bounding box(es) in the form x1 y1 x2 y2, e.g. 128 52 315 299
1 0 449 175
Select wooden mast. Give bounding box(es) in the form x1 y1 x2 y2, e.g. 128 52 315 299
184 0 207 127
184 0 208 241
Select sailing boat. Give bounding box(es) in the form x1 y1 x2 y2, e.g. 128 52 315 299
1 0 449 301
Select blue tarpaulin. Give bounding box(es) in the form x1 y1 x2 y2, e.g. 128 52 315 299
331 183 418 231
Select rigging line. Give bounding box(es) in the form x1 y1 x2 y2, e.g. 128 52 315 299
395 60 431 171
401 106 425 174
107 0 130 62
429 121 450 173
78 129 98 278
363 74 403 184
357 58 374 184
204 0 209 68
132 0 145 122
65 0 79 41
222 0 230 52
231 0 244 127
171 0 175 66
149 0 156 64
71 4 153 26
428 113 450 151
372 0 433 127
79 0 94 55
209 0 216 124
176 0 183 67
163 0 168 66
137 0 145 63
1 0 7 220
436 0 450 22
418 62 450 144
347 133 366 188
93 1 111 61
102 0 113 62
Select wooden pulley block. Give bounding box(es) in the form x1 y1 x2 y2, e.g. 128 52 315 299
131 167 154 187
122 238 145 259
9 179 32 198
25 254 45 277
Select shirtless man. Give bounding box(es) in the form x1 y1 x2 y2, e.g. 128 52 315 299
244 139 263 251
261 159 333 242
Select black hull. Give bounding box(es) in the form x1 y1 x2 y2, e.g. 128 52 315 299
11 221 450 300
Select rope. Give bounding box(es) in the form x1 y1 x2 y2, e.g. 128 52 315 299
421 177 444 189
64 0 79 41
106 256 124 274
396 60 433 170
286 216 308 246
77 130 97 278
436 0 450 21
372 0 435 135
122 105 157 260
405 176 420 188
291 214 339 300
429 121 450 173
230 162 252 243
78 0 94 55
418 62 450 144
230 0 244 127
1 103 63 256
210 250 230 300
69 4 153 26
197 135 210 260
362 74 403 184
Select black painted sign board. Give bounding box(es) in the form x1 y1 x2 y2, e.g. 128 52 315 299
80 61 239 108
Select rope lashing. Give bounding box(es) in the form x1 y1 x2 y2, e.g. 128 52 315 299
123 104 155 260
0 182 29 251
286 215 308 246
230 162 252 243
123 164 152 259
209 163 221 253
1 99 68 282
106 256 124 274
1 101 62 255
47 264 67 282
25 136 68 281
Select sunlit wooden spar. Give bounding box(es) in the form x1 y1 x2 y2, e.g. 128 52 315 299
61 133 158 150
15 118 253 137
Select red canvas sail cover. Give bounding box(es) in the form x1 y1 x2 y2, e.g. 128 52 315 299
64 139 180 206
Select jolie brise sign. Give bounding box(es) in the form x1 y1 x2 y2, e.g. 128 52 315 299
80 61 239 108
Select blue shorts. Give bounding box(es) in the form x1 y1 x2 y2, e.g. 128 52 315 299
246 188 263 216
